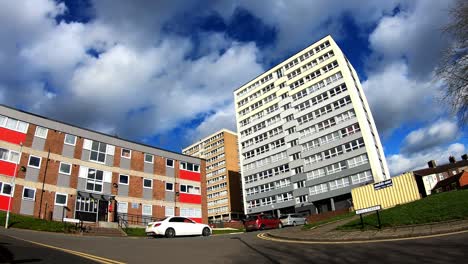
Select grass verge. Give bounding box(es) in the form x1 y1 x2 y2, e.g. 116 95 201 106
338 189 468 230
0 211 74 232
302 212 355 230
124 227 147 236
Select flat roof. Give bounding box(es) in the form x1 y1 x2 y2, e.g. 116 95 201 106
182 128 237 152
233 34 332 93
0 104 203 163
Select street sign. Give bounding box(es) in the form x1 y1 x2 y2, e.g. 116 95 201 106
355 205 381 215
373 179 393 190
355 205 383 229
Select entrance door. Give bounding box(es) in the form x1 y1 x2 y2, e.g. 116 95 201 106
98 200 108 221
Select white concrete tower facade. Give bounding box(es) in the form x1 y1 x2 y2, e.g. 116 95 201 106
234 35 390 216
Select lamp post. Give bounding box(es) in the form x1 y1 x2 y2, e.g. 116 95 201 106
37 148 50 219
5 143 24 229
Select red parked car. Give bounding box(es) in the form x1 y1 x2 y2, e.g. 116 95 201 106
243 214 281 231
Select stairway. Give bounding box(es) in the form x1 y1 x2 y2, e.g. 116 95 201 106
81 222 127 237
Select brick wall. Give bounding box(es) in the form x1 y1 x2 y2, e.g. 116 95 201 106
23 124 36 148
113 147 121 167
17 153 29 179
130 151 144 171
306 208 349 223
11 185 23 214
74 137 84 160
153 179 165 200
44 130 64 154
70 164 79 189
154 156 165 175
128 175 142 198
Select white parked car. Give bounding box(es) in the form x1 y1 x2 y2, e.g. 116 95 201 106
145 216 212 238
279 214 308 227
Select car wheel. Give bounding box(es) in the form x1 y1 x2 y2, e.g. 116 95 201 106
293 221 297 227
202 227 211 237
165 228 175 238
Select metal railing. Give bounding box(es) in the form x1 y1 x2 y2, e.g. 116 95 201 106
116 213 161 228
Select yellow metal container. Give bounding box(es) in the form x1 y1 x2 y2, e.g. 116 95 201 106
352 172 421 210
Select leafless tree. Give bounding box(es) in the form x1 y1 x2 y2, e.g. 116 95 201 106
436 0 468 125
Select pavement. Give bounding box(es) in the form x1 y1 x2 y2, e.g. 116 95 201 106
266 217 468 242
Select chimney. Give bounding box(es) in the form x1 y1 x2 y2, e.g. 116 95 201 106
462 154 468 161
449 156 456 164
428 160 437 168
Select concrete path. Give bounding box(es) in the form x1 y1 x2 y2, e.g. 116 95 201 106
267 217 468 242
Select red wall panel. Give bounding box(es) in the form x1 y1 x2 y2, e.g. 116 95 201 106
190 217 202 223
0 195 12 211
179 193 201 204
0 127 27 145
0 160 17 176
179 170 201 182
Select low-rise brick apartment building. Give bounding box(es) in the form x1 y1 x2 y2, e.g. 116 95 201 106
0 105 207 225
413 155 468 196
183 129 243 221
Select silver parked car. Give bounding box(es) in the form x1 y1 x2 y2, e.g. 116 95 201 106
279 214 308 227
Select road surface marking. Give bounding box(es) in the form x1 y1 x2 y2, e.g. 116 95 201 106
257 229 468 244
6 235 125 264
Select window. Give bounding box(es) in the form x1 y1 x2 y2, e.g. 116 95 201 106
142 204 152 216
166 159 174 167
329 177 350 190
143 178 152 189
28 155 41 169
35 126 48 138
59 162 72 175
166 182 174 191
55 193 67 206
180 162 200 172
90 141 107 163
117 202 128 213
86 169 104 192
64 134 77 146
295 195 308 204
119 174 129 185
310 183 328 195
22 187 36 200
180 184 200 194
0 115 28 133
144 154 154 163
351 171 373 184
0 182 13 196
165 206 175 216
0 148 20 163
121 148 131 159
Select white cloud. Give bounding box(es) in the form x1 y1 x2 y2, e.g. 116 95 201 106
0 0 463 157
368 0 455 78
362 62 443 135
401 120 460 154
387 143 466 175
185 102 237 145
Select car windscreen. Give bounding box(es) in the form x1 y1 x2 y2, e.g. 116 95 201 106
244 215 257 221
279 216 288 219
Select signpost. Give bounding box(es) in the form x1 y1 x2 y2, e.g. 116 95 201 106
355 205 382 229
373 179 393 190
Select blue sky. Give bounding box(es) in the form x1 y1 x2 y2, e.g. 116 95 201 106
0 0 466 175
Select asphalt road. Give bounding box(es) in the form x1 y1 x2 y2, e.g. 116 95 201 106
0 228 467 264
